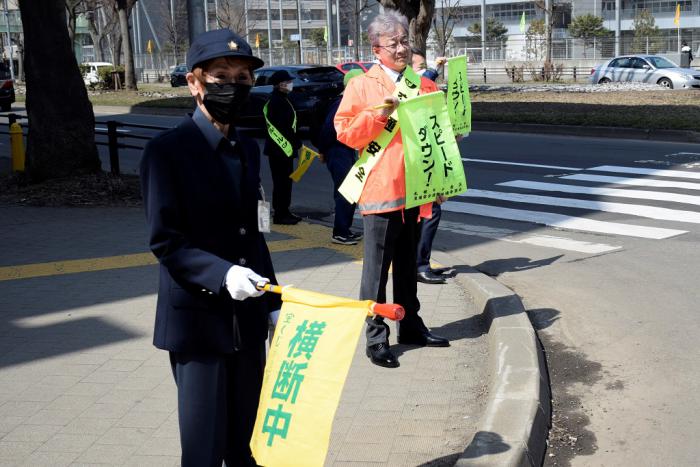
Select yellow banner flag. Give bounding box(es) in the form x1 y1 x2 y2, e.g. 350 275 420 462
250 287 368 467
289 145 319 182
674 3 681 25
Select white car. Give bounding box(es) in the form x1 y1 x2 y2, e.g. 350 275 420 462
83 62 114 86
590 55 700 89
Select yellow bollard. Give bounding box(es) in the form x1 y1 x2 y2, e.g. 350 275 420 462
10 122 25 172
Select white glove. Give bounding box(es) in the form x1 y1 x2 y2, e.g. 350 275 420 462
269 309 281 326
225 266 268 301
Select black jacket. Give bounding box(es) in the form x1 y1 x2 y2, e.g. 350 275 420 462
263 90 302 159
140 116 281 353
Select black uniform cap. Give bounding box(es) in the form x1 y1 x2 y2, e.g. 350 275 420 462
269 70 294 86
186 29 264 71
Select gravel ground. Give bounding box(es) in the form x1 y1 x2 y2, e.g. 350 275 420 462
471 82 671 93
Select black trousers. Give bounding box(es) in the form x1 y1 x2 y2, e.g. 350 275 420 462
359 208 428 346
169 343 265 467
417 203 442 273
268 152 294 218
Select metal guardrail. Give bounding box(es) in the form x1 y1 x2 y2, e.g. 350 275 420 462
93 120 170 175
0 113 171 176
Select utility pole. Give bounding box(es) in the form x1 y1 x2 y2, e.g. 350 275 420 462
267 0 273 64
326 0 332 64
480 0 485 63
204 0 209 31
187 0 206 42
335 0 341 48
296 0 303 62
614 0 620 56
2 0 14 81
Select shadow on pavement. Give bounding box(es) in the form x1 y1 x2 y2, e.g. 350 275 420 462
0 267 152 370
473 255 564 276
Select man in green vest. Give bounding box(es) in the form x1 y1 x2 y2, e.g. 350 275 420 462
263 70 302 225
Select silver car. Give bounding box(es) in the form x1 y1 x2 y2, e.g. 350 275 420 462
590 55 700 89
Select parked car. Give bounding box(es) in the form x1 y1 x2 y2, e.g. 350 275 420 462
335 61 376 74
83 61 114 86
235 65 344 128
590 54 700 89
170 64 188 87
0 63 14 111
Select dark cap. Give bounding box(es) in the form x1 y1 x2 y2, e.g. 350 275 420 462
186 29 264 71
269 70 294 86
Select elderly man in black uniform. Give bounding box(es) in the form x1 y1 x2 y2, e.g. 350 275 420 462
263 70 302 225
140 29 280 467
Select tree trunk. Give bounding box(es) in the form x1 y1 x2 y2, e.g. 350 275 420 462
116 0 137 89
379 0 434 54
113 33 122 66
18 0 101 181
87 14 105 62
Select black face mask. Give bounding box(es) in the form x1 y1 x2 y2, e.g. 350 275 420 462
202 82 252 124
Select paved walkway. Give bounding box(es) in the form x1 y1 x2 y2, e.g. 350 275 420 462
0 206 488 466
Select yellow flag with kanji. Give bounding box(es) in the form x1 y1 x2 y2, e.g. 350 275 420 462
250 287 368 467
289 145 319 182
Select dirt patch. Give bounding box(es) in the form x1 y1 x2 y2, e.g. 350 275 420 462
530 309 603 467
0 172 142 207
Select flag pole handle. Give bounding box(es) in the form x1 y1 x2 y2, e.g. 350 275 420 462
370 303 405 321
254 281 405 321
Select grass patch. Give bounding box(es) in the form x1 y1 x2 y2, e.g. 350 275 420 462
471 90 700 131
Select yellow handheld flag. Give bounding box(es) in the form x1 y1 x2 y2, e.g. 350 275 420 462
256 33 261 48
289 145 319 182
146 39 153 54
674 3 681 25
446 55 472 136
250 284 404 467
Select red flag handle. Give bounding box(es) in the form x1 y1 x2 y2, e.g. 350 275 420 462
254 281 405 321
371 303 405 321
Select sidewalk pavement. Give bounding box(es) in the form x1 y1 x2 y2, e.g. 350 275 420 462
0 206 492 466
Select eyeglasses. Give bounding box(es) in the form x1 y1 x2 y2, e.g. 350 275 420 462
377 38 410 52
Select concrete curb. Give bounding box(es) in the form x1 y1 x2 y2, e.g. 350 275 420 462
473 121 700 143
452 266 550 467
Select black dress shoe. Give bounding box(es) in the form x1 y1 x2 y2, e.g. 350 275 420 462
366 342 399 368
417 270 446 284
398 331 450 347
273 215 300 225
289 212 302 221
430 266 451 275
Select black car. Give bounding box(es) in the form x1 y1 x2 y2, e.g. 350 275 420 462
235 65 344 128
0 62 15 112
170 64 188 87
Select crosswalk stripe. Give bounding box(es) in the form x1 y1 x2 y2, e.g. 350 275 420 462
588 165 700 180
441 201 688 239
462 158 582 171
458 189 700 224
498 180 700 206
438 220 621 254
561 174 700 191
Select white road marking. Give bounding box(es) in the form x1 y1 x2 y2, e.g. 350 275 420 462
562 174 700 191
442 202 687 239
459 189 700 224
438 220 622 254
588 165 700 180
498 180 700 206
461 158 582 171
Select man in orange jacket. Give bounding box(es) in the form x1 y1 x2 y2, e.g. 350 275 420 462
334 10 449 368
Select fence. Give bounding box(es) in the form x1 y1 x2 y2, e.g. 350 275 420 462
131 35 700 84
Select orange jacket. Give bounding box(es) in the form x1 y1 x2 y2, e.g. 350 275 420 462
334 64 438 218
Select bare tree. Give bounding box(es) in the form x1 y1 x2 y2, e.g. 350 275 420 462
114 0 137 89
65 0 83 49
379 0 435 54
18 0 101 181
155 0 188 59
216 0 252 38
341 0 372 60
431 0 460 57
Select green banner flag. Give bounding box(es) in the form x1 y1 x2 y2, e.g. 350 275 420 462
447 56 471 136
398 91 467 210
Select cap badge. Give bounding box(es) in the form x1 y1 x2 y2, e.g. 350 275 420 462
228 40 238 51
